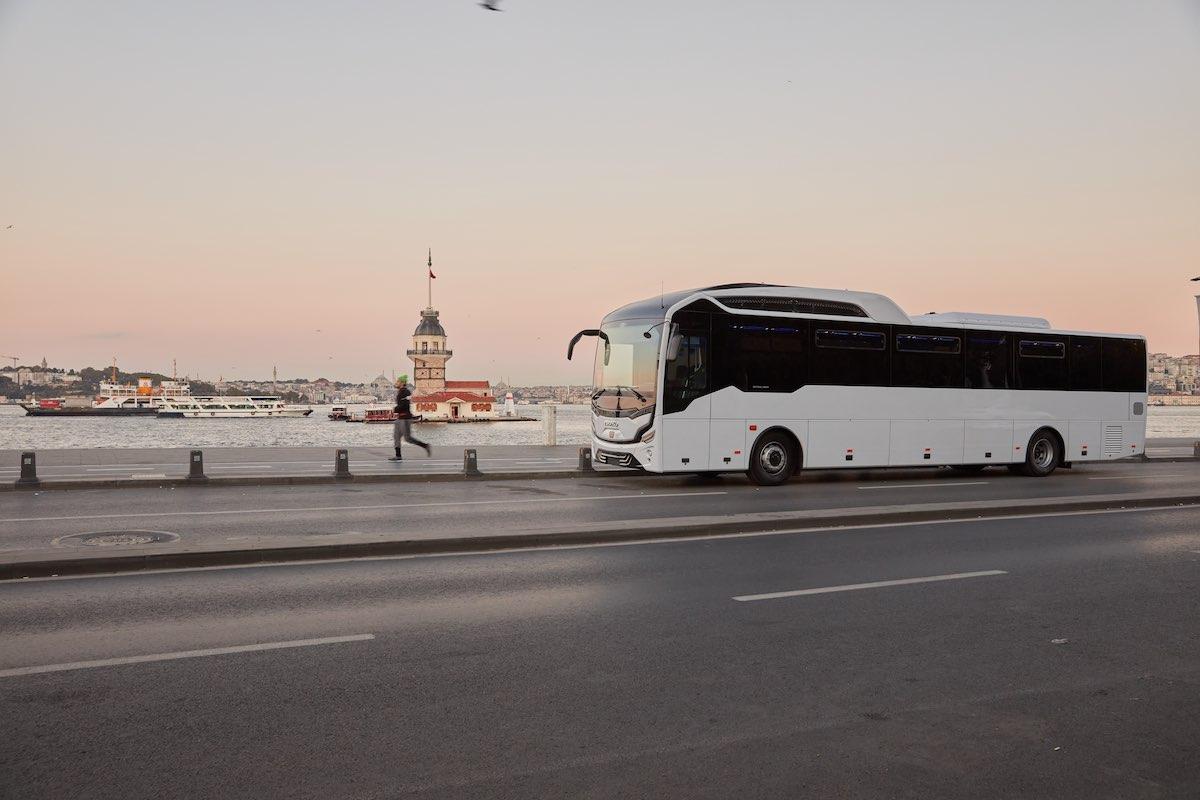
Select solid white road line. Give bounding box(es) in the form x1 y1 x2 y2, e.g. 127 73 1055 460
857 481 988 490
732 570 1008 602
0 633 375 679
9 502 1200 585
0 490 727 524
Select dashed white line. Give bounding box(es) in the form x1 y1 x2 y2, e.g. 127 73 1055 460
0 633 375 679
857 481 988 490
732 570 1008 602
1087 474 1187 481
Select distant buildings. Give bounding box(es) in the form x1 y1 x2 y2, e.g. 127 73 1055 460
1149 353 1199 395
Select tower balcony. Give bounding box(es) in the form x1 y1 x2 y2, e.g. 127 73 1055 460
406 349 454 358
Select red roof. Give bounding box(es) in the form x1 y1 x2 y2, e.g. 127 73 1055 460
412 391 496 404
444 380 491 390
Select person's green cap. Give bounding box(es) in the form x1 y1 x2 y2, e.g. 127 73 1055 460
396 375 408 386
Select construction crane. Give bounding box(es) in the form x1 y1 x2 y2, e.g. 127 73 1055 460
2 356 17 369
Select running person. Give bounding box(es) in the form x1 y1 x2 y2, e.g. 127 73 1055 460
390 375 431 461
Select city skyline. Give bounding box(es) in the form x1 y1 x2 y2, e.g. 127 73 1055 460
3 2 1199 383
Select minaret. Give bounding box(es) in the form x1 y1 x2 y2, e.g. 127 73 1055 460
406 251 452 392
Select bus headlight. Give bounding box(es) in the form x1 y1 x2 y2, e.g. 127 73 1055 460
641 429 656 443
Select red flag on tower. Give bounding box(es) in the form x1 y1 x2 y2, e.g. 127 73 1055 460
428 248 436 279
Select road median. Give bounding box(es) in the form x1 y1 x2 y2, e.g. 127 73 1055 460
3 489 1198 581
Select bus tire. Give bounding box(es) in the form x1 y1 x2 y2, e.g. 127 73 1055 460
748 431 796 486
1020 429 1060 477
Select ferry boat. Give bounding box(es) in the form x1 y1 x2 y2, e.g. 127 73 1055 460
157 396 313 418
22 377 193 416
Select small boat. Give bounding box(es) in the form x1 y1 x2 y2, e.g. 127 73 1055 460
361 408 398 424
157 396 314 418
328 406 351 421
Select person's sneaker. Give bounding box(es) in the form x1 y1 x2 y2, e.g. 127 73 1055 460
423 444 432 457
388 455 402 462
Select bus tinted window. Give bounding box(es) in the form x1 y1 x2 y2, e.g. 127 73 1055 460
1016 337 1068 390
663 311 711 414
811 324 889 386
814 328 886 350
892 329 963 388
965 332 1009 389
1103 337 1147 392
714 316 806 393
1069 337 1103 391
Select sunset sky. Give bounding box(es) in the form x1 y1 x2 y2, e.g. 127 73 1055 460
2 1 1198 385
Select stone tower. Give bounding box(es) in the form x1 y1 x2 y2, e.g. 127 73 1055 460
407 308 452 392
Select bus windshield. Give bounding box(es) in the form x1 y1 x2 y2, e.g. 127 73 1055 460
593 319 660 415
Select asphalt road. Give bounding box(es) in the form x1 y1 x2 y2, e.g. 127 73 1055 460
3 504 1200 799
1 459 1198 561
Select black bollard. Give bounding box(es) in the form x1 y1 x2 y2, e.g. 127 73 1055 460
335 448 351 479
463 448 482 477
16 451 40 489
578 446 594 472
187 450 208 482
1194 441 1200 460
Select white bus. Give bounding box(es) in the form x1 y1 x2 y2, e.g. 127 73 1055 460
568 284 1147 486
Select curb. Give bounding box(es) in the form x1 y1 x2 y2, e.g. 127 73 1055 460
1 468 627 493
4 492 1199 581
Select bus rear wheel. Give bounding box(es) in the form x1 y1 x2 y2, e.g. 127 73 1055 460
748 432 796 486
1020 430 1060 477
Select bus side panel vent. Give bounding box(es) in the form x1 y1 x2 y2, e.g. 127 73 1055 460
1103 425 1123 456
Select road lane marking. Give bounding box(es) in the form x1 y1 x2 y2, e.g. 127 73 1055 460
0 490 727 524
9 503 1199 585
857 481 988 490
0 633 375 679
732 570 1008 602
1088 474 1187 481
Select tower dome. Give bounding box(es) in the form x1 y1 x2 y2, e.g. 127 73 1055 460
414 308 446 337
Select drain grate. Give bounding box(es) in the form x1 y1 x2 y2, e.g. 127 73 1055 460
55 530 180 547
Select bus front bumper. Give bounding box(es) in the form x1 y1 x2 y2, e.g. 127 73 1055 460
592 437 657 471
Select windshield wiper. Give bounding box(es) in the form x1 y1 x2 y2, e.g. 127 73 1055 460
594 386 647 406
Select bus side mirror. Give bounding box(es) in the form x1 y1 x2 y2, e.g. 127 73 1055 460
666 334 683 361
567 329 611 364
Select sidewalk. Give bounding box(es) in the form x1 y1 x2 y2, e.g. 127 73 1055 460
3 438 1194 491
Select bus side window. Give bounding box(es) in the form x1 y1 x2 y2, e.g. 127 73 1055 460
892 327 963 388
1103 338 1146 392
810 324 889 386
716 316 806 392
1069 336 1103 391
965 333 1009 389
1016 336 1068 390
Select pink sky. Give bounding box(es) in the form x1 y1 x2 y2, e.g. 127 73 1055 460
2 1 1198 384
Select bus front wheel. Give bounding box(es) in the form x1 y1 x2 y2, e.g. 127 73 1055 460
748 432 796 486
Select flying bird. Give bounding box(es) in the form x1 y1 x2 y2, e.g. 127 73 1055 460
480 1 502 10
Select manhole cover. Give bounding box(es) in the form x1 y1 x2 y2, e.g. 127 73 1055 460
54 530 180 547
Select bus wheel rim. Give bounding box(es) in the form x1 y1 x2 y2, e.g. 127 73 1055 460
1032 439 1054 469
760 443 788 475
